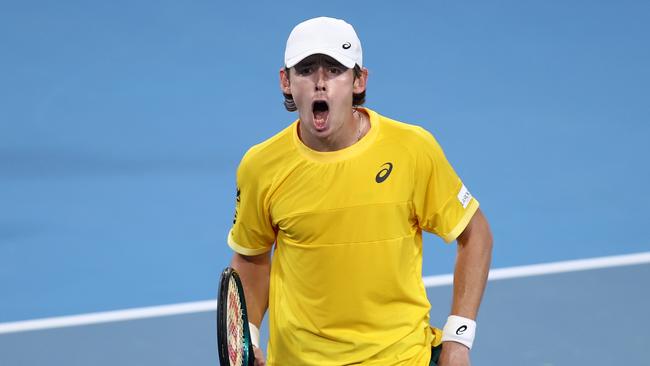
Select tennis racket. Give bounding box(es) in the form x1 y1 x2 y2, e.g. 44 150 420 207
217 267 255 366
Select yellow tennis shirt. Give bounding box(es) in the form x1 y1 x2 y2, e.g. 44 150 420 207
228 108 479 365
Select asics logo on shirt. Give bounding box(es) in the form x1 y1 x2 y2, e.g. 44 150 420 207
375 163 393 183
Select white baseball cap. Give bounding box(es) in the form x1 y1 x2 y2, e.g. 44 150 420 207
284 17 363 69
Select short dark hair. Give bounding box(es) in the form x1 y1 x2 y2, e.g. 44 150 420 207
283 65 366 112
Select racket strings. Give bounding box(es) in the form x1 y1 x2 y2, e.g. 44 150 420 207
226 278 245 365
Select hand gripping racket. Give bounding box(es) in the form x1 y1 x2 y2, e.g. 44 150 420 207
217 267 255 366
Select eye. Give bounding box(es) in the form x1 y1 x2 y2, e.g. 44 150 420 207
328 67 343 74
296 66 313 75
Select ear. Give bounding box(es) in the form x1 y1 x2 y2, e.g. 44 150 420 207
279 67 291 94
353 67 368 94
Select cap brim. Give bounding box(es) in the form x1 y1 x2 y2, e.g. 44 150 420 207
285 48 357 69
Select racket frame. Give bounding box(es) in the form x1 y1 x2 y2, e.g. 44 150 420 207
217 267 255 366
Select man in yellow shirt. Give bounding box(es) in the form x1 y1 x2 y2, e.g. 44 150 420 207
228 17 493 366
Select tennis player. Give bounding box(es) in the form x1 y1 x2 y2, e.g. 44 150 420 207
227 17 493 366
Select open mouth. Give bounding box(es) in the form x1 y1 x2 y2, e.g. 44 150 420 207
312 100 329 130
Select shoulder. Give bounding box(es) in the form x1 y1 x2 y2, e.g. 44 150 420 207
240 122 295 168
374 111 444 154
237 121 299 181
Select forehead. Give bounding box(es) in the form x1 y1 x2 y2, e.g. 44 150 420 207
293 54 347 69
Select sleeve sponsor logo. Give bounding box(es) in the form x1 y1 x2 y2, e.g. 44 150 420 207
232 188 240 225
457 184 472 209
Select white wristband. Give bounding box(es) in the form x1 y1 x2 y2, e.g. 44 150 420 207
441 315 476 349
248 322 260 348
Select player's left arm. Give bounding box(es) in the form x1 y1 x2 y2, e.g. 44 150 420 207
452 207 492 320
439 208 493 366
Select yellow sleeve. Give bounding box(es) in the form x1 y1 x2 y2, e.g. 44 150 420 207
227 149 276 255
412 128 479 243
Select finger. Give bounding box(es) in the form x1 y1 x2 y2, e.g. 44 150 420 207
253 346 265 366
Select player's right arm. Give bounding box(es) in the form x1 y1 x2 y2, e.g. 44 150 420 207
231 251 270 366
228 146 277 366
230 251 271 329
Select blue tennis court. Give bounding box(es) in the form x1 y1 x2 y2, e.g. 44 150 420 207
1 1 649 365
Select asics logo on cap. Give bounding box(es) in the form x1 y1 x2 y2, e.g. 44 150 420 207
342 42 351 49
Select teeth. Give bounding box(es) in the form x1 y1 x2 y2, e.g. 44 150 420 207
313 101 329 130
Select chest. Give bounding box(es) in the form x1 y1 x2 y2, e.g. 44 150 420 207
269 155 416 244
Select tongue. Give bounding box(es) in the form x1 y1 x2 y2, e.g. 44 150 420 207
313 110 329 130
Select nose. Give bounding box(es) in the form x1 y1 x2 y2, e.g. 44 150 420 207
314 67 326 92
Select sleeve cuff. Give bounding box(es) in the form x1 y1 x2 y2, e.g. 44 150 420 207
442 198 480 243
227 229 272 256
